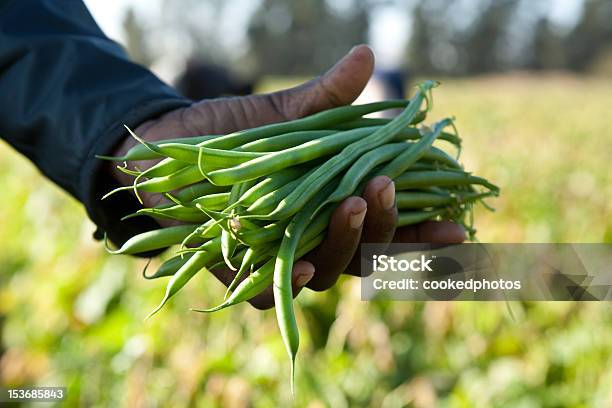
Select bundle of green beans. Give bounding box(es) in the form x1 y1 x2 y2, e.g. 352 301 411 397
100 80 498 391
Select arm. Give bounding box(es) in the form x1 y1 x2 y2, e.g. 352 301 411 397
0 0 190 247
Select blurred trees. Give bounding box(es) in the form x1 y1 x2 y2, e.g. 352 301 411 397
117 0 612 78
408 0 612 76
564 0 612 72
409 0 519 75
247 0 369 75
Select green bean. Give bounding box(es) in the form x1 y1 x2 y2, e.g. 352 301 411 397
396 191 454 209
207 247 248 272
394 128 461 147
96 134 219 161
327 111 412 128
190 233 325 313
246 176 306 215
394 170 499 191
236 219 291 246
245 166 318 215
236 130 337 152
221 223 238 270
106 224 200 255
127 205 211 223
146 237 222 319
224 243 274 299
397 209 447 226
144 253 193 280
139 157 190 178
103 165 207 199
225 247 257 296
175 182 229 203
232 165 308 208
124 129 269 167
330 109 429 130
377 118 453 180
205 119 455 187
189 192 231 210
114 159 190 204
192 203 334 314
405 162 465 172
316 126 447 214
328 154 468 210
102 162 189 203
115 164 140 177
137 142 267 165
196 100 414 151
135 166 206 193
329 117 391 130
273 183 337 392
221 183 245 270
204 126 379 185
421 146 462 169
180 219 223 249
414 186 451 195
259 80 438 220
397 190 497 210
234 124 458 155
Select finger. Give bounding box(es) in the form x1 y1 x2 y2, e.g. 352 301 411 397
393 221 467 244
303 196 367 291
345 176 398 276
211 261 315 311
181 45 375 135
274 44 376 119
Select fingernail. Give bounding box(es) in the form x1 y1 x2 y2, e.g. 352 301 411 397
379 181 395 210
349 45 357 54
349 209 367 229
295 273 313 288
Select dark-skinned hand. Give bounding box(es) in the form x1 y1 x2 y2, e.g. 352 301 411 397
110 45 466 309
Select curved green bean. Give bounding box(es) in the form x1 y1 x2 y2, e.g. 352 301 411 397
236 130 337 152
97 134 218 161
397 209 447 226
106 224 200 255
204 126 379 185
273 183 337 392
128 205 211 223
144 253 194 280
394 170 499 191
189 192 231 210
175 182 229 203
146 236 222 319
260 80 438 220
421 146 462 169
376 118 452 180
228 165 307 209
246 176 306 215
197 100 413 151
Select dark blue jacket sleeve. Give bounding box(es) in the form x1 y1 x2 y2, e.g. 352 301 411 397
0 0 191 249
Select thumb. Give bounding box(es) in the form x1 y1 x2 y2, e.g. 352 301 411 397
270 44 375 119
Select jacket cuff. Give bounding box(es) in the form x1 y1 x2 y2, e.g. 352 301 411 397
80 97 191 254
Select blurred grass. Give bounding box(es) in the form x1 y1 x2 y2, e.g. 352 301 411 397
1 75 611 407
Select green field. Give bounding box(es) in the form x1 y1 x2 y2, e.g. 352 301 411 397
1 75 611 407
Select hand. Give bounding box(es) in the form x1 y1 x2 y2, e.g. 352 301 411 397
111 45 466 309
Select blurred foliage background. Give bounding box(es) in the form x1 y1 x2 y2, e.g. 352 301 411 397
2 0 612 406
